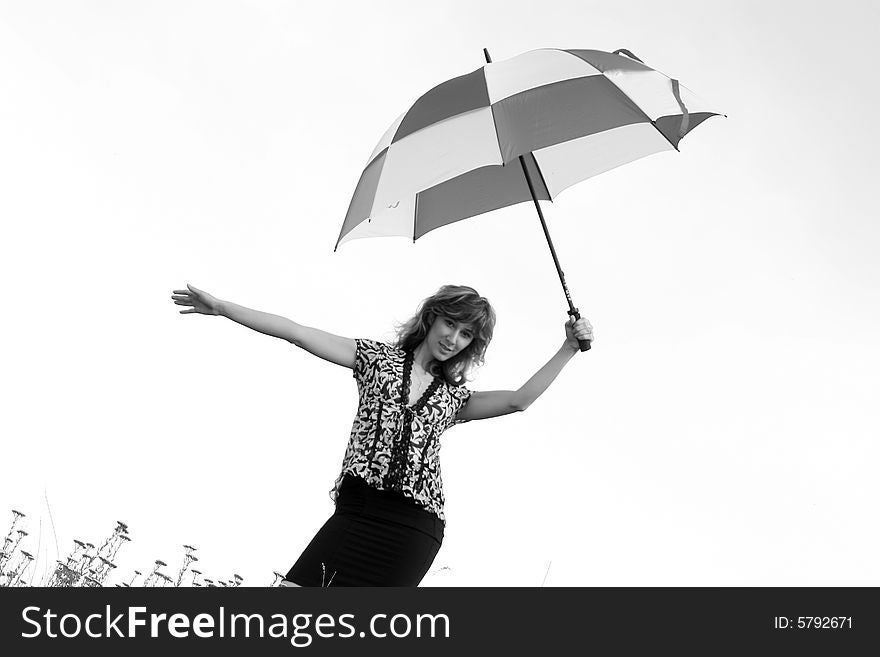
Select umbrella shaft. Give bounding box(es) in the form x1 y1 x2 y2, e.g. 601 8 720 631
485 47 581 321
517 153 580 318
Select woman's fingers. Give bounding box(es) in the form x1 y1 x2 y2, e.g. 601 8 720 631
172 286 208 315
568 317 594 341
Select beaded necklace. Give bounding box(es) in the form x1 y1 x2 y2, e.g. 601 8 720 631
384 348 442 492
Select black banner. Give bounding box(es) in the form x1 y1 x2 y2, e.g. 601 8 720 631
1 587 876 654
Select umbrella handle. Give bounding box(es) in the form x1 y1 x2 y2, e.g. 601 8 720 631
567 309 592 352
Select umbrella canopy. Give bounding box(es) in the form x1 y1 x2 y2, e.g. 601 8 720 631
335 47 723 250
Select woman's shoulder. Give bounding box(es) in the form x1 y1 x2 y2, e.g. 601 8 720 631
442 377 472 399
355 338 404 363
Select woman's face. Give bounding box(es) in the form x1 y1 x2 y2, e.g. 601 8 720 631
426 314 475 361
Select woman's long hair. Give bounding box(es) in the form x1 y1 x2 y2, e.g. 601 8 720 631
394 285 496 386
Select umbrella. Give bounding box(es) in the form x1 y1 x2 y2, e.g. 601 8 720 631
335 47 724 350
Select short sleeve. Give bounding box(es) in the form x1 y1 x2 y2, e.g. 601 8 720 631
449 384 474 427
352 338 389 389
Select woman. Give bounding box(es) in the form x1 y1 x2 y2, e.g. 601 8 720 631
171 283 593 586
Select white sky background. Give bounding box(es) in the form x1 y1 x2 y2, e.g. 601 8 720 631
1 0 878 587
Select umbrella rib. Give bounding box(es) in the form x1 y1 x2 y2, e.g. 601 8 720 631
413 191 419 243
671 79 690 139
528 152 553 202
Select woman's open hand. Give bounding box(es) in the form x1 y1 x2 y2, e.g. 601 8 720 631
171 284 222 316
564 316 594 351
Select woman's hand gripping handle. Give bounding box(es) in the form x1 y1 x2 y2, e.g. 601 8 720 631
565 310 594 353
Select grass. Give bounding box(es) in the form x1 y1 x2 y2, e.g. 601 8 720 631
0 509 253 587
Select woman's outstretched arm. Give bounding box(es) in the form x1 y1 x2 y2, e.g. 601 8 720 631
171 284 356 368
455 317 593 421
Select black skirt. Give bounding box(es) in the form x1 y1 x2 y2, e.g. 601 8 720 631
284 474 444 587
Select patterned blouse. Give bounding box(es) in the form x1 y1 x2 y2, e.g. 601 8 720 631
329 338 473 524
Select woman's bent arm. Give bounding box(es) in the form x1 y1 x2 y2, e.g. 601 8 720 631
455 317 593 422
456 345 576 421
510 344 577 411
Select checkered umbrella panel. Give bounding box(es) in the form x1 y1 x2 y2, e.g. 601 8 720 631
335 48 723 250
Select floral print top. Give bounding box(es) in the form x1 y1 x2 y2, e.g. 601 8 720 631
329 338 473 524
